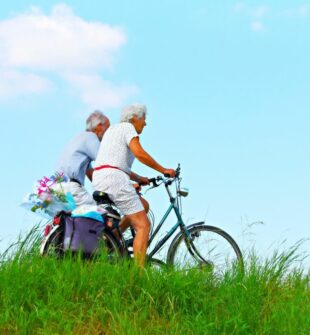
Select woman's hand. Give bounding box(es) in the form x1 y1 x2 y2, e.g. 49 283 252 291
163 168 176 178
138 176 150 186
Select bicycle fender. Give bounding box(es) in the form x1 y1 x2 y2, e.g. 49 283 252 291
166 221 204 264
184 221 205 230
40 225 61 255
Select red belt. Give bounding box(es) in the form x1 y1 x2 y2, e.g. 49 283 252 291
94 165 129 176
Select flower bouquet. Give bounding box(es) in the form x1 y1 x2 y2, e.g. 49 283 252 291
21 173 72 218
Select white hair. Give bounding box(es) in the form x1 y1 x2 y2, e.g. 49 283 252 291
120 103 147 122
86 111 107 130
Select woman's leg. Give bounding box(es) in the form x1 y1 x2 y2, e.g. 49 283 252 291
123 210 150 267
119 196 149 232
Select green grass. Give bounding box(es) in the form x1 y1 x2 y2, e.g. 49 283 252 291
0 233 309 334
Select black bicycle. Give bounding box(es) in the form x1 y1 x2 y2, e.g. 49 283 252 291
41 164 244 273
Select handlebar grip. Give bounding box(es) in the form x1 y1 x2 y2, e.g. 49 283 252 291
164 173 172 178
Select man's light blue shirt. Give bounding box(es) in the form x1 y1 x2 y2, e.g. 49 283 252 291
56 131 100 185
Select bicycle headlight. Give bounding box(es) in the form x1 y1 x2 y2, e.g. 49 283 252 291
178 187 189 197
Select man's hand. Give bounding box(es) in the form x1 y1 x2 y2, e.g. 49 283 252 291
163 169 176 178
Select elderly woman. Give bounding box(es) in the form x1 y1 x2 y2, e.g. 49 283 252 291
92 104 175 267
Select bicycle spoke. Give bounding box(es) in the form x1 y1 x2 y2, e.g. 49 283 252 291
168 225 243 274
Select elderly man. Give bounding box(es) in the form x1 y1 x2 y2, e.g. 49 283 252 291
56 111 110 206
92 104 175 267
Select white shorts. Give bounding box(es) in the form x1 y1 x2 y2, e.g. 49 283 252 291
52 181 96 207
92 169 143 215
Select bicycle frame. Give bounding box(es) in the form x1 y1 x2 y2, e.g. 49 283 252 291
147 178 190 259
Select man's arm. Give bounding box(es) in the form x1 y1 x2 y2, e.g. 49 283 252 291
129 137 175 176
84 134 100 182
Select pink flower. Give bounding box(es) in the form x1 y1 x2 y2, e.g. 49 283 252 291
37 188 45 195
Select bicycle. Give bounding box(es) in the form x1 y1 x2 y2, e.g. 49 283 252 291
41 164 244 273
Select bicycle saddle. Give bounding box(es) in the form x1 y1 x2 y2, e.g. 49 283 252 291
93 191 114 205
92 191 120 219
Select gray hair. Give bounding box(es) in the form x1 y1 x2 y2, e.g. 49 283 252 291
120 103 147 122
86 111 107 130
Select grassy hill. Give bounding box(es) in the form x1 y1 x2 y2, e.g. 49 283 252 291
0 236 309 334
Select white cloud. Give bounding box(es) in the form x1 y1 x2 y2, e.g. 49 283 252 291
65 73 138 111
0 4 126 71
0 70 52 98
250 21 264 32
0 4 136 110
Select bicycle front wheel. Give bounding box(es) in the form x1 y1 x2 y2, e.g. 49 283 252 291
167 225 244 274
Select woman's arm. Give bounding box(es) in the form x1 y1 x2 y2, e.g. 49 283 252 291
129 137 175 177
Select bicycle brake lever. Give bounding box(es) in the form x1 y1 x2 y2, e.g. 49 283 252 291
143 185 158 194
148 177 159 187
143 177 163 194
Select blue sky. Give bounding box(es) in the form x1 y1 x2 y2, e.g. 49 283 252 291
0 1 309 263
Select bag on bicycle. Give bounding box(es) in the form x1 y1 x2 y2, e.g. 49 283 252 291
63 216 105 257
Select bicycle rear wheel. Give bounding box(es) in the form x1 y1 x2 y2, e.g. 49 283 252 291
42 225 122 262
41 225 65 258
95 229 122 262
167 224 244 274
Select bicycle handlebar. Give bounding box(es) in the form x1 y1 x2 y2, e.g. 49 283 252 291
137 164 181 189
148 164 181 187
